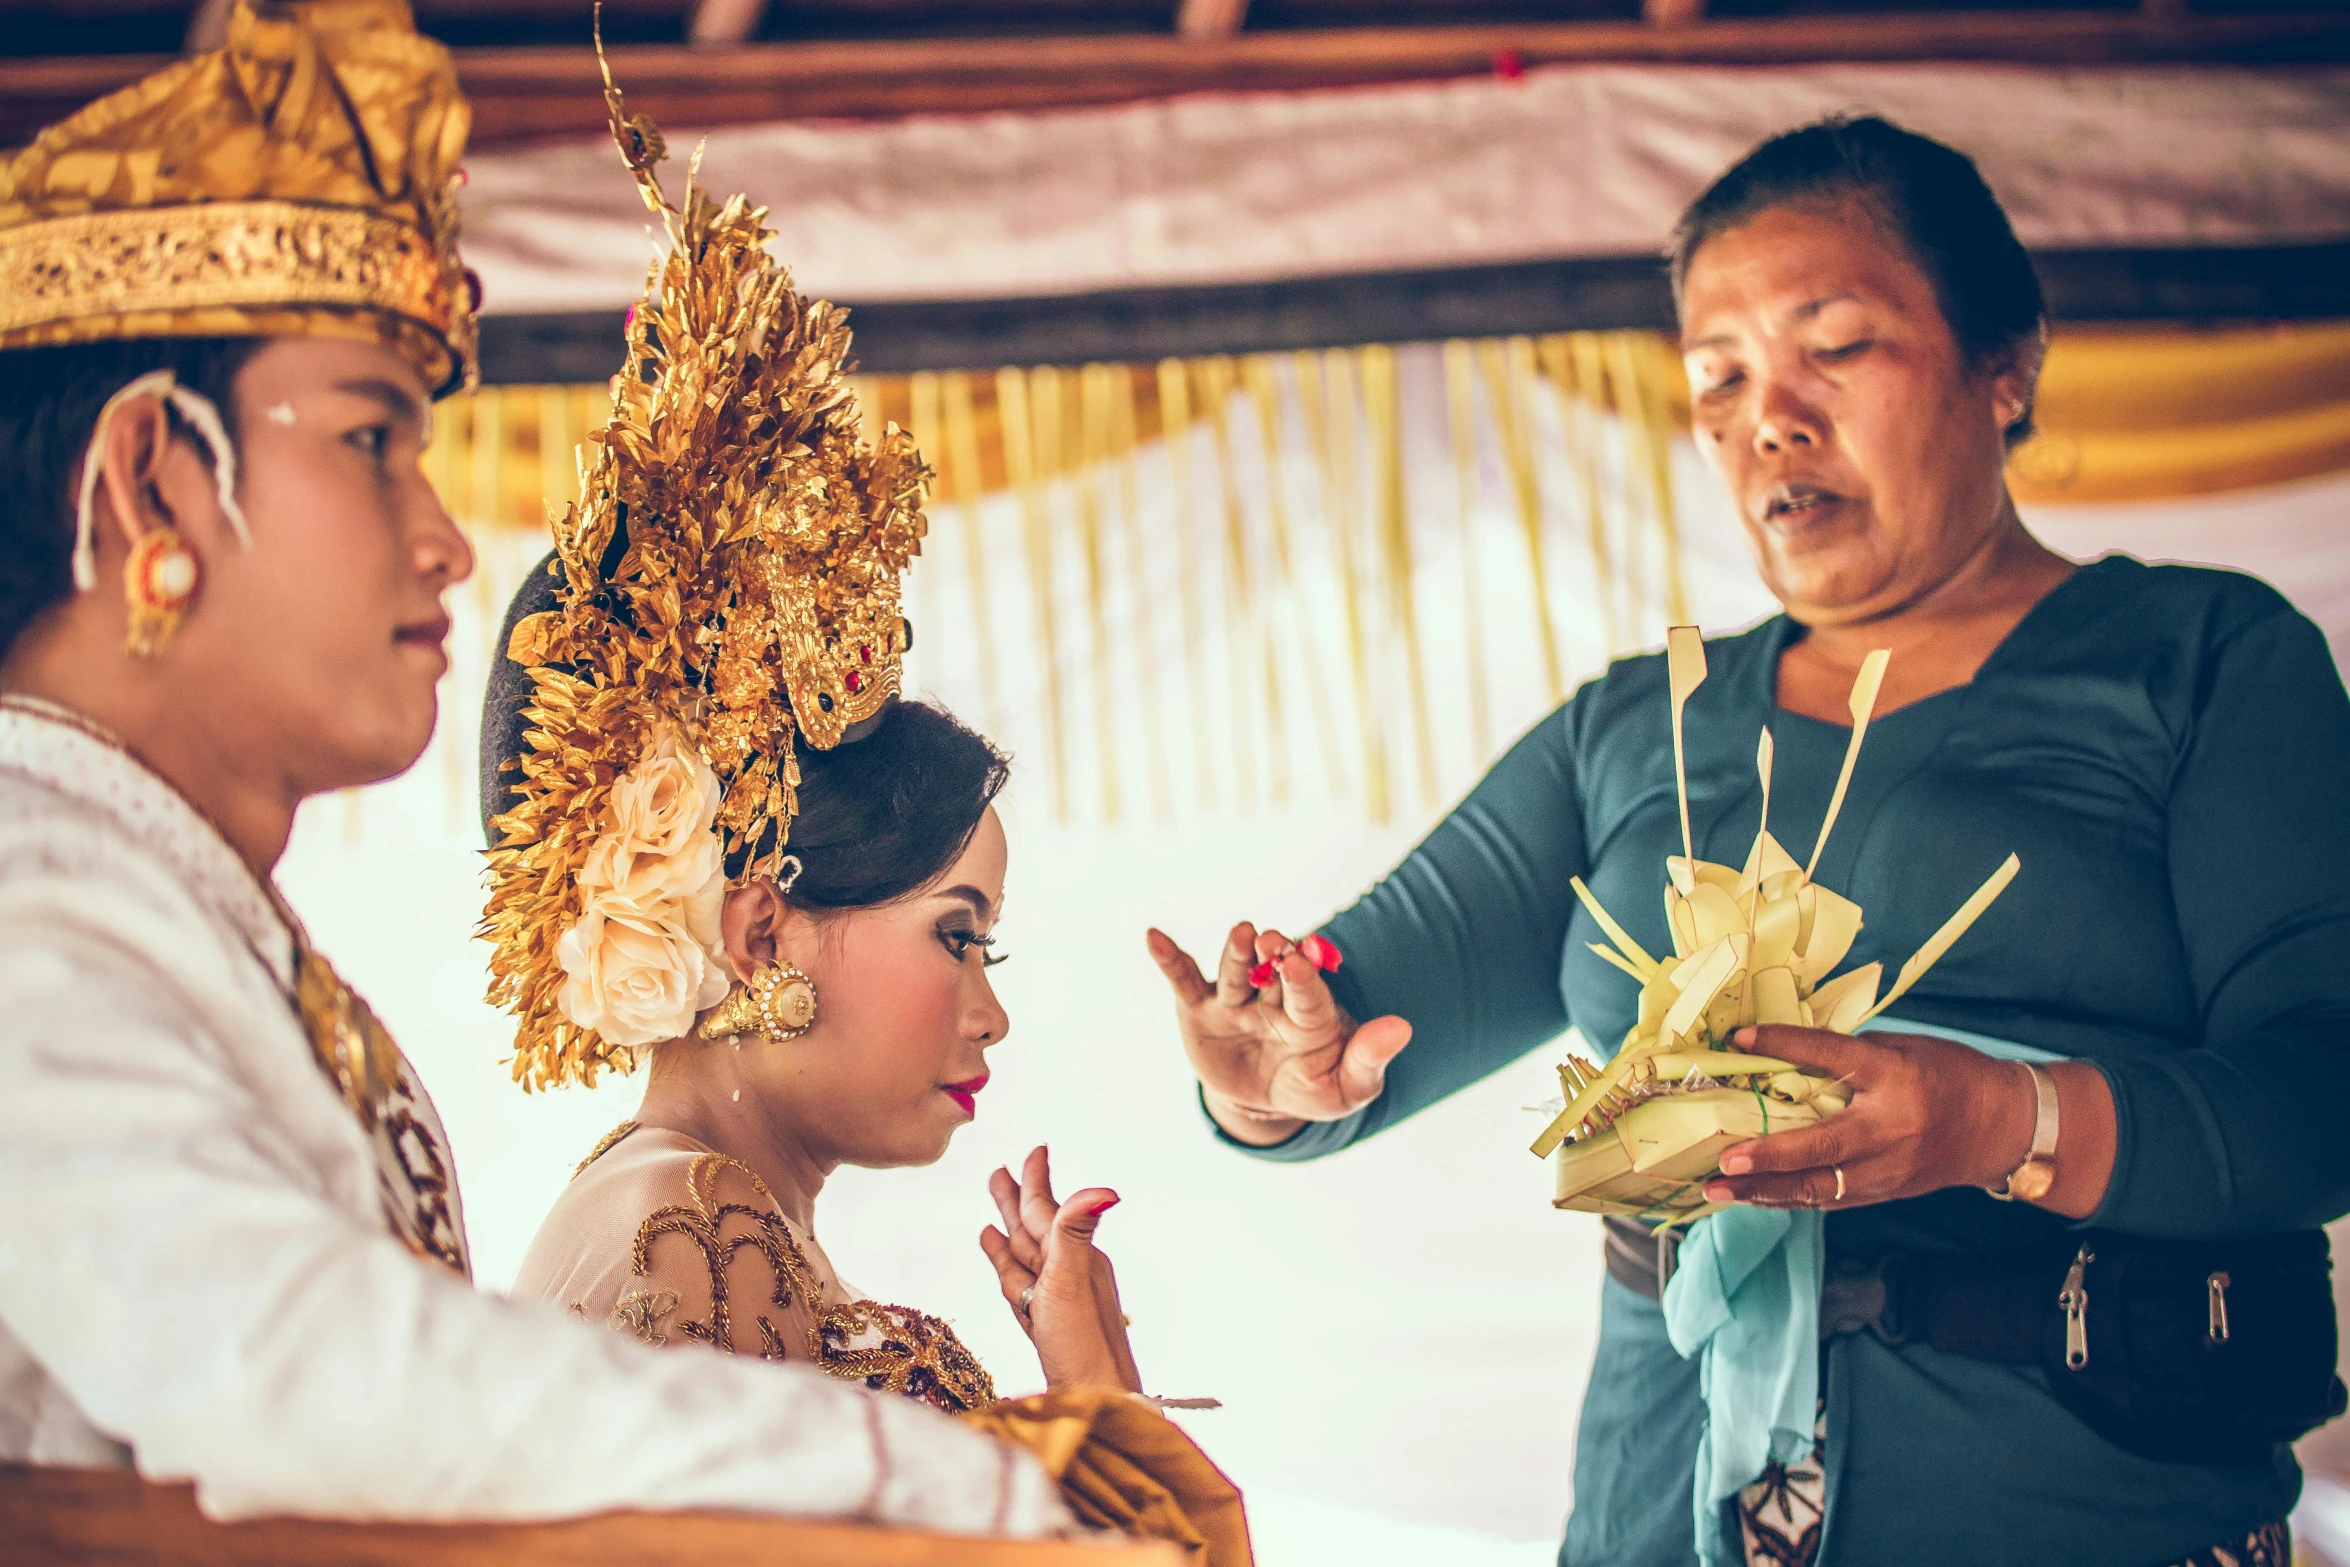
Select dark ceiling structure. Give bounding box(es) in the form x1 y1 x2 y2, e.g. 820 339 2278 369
8 0 2344 370
3 0 2346 148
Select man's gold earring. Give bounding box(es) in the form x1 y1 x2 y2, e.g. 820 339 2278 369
123 527 199 658
697 963 819 1042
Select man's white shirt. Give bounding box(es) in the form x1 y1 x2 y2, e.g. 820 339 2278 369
0 699 1065 1533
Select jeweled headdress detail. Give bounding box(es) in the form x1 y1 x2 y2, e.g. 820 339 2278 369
480 48 927 1091
1531 629 2019 1222
0 0 476 396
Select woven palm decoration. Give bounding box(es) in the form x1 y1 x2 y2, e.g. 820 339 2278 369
1531 628 2019 1225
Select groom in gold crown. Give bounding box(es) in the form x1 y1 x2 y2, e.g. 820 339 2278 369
0 0 1077 1533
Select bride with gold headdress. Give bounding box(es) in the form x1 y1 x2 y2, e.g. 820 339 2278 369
478 55 1247 1566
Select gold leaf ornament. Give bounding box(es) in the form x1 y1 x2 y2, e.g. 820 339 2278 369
479 39 926 1093
1531 634 2019 1226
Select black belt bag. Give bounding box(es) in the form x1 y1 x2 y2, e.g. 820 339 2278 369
1824 1230 2345 1465
1602 1216 2346 1466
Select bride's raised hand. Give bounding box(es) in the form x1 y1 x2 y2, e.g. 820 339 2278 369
978 1145 1141 1393
1145 922 1412 1145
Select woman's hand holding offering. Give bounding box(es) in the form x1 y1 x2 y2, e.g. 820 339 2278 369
979 1145 1142 1392
1145 921 1413 1146
1701 1025 2115 1219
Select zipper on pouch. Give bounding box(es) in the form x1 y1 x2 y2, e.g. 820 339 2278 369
2060 1246 2095 1371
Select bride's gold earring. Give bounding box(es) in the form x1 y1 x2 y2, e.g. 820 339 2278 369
697 962 819 1043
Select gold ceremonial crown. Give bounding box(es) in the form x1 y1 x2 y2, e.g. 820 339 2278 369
480 50 928 1091
0 0 476 396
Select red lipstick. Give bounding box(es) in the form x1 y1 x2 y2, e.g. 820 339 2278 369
942 1074 989 1117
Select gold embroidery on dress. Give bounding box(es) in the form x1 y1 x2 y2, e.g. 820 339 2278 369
630 1152 819 1364
621 1150 996 1412
815 1297 997 1414
574 1119 641 1179
609 1288 680 1346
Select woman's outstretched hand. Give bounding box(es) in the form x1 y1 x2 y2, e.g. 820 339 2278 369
979 1145 1142 1393
1700 1024 2115 1220
1145 921 1413 1146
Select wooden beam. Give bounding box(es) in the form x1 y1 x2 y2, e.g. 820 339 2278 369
6 13 2347 150
689 0 769 47
476 242 2350 384
0 1462 1184 1567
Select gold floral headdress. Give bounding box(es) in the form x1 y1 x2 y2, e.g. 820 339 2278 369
0 0 476 396
1530 630 2018 1223
480 51 927 1092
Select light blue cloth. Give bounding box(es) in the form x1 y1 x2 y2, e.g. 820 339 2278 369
1658 1018 2066 1566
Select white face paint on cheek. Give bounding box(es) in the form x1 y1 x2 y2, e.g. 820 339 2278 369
265 402 297 426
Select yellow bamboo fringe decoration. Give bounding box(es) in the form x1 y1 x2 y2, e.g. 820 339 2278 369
407 323 2345 835
1443 341 1494 764
1533 632 2019 1223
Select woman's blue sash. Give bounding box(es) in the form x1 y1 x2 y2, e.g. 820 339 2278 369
1658 1019 2065 1566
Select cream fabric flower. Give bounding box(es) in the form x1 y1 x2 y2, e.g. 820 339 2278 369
606 728 723 860
554 909 730 1049
554 730 732 1045
579 829 724 945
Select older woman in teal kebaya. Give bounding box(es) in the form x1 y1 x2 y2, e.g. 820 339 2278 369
1150 116 2346 1567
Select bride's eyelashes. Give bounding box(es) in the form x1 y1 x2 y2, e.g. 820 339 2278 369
939 927 1010 968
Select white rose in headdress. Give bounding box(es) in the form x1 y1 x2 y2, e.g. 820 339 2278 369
607 727 725 860
554 908 731 1048
553 728 734 1045
579 730 727 939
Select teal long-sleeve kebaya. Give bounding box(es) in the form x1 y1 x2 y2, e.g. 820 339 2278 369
1225 557 2350 1566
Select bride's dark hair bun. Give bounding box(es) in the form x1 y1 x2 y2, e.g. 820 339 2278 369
776 698 1010 909
481 550 1009 909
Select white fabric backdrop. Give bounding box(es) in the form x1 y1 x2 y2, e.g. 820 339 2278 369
278 448 2350 1563
459 62 2350 313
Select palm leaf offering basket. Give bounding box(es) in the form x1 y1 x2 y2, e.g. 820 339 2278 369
1531 628 2018 1228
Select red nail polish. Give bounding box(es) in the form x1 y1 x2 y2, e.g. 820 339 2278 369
1247 960 1277 988
1087 1197 1121 1217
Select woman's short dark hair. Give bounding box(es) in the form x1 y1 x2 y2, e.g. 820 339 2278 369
1669 114 2047 445
482 551 1009 910
0 337 263 663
